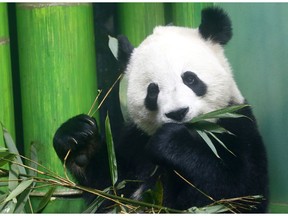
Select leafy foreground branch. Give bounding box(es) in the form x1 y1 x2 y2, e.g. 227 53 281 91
0 106 263 213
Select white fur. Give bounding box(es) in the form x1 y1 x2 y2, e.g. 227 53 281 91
123 26 244 135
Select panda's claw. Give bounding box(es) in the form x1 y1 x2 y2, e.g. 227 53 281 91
70 137 78 145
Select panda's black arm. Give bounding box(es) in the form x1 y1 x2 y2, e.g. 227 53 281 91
53 114 111 189
146 122 224 181
112 124 162 197
145 106 268 206
115 123 154 179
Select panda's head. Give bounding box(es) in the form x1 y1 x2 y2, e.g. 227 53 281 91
118 7 244 135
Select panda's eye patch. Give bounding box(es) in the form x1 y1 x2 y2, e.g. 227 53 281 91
145 83 159 111
182 71 207 96
182 72 196 85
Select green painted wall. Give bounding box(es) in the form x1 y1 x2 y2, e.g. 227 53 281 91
219 3 288 212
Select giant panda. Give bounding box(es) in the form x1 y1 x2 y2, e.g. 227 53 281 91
53 7 268 213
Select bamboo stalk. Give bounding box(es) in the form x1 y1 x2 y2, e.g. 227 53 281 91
172 3 213 28
118 3 165 46
0 3 15 147
0 3 15 196
16 2 98 212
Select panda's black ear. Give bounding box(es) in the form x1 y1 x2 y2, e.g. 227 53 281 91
117 35 134 72
199 7 232 45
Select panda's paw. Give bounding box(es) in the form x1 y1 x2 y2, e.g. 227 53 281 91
53 114 101 167
146 123 190 164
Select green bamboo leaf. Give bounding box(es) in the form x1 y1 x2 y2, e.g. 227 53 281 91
83 187 110 213
14 181 37 213
108 35 118 59
206 131 236 157
187 106 248 158
14 143 37 214
142 179 163 206
0 152 15 167
152 179 163 206
83 196 105 213
4 179 33 203
2 127 29 213
0 198 17 213
0 194 6 202
105 113 118 186
3 127 26 175
187 204 228 213
35 186 56 213
119 74 129 122
191 105 249 123
0 181 8 187
116 180 127 190
196 130 220 159
27 142 38 177
8 163 19 193
14 186 33 213
189 121 234 135
0 147 8 151
0 194 8 212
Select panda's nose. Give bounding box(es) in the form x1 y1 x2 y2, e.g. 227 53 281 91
165 107 189 122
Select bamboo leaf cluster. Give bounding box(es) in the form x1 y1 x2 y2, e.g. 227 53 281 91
188 105 249 159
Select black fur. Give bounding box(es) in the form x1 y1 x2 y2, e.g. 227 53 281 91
145 83 160 111
117 35 134 72
165 107 189 121
182 71 207 96
199 7 232 45
53 114 111 189
53 105 268 212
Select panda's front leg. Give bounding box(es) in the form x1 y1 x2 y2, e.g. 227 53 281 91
145 122 220 182
53 114 110 187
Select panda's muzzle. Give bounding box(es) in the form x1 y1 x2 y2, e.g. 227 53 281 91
165 107 189 122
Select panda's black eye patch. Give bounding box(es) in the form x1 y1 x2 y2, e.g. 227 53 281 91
182 71 207 96
145 83 159 111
